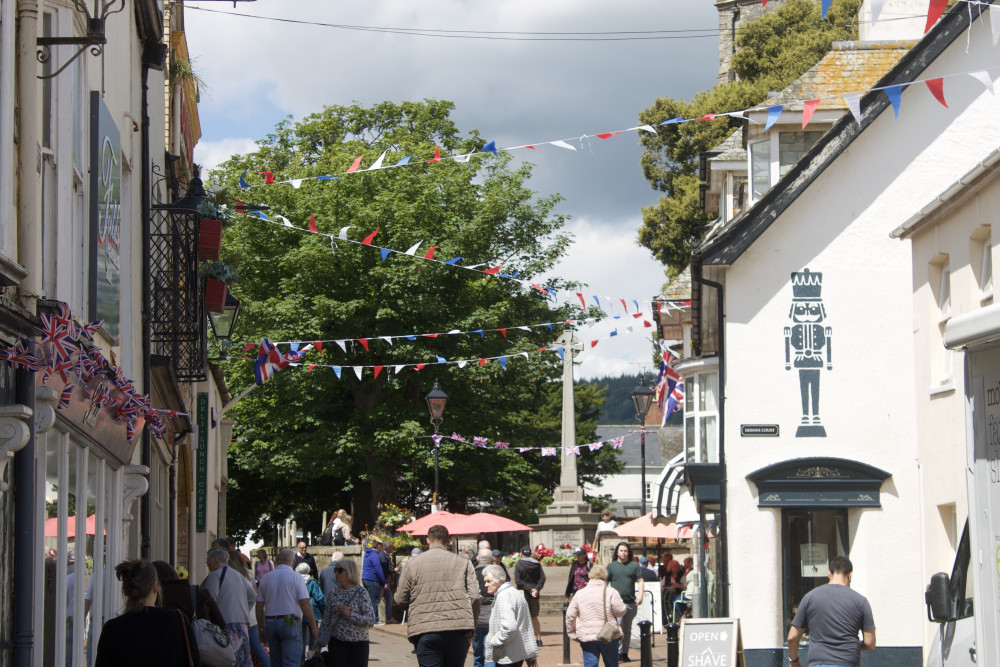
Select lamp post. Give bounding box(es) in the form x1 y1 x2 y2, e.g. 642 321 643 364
631 378 655 555
426 378 449 512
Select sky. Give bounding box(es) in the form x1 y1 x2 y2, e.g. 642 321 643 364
185 0 720 379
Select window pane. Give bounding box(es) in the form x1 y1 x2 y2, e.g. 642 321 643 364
700 416 718 463
782 509 849 638
685 417 695 462
699 373 718 412
778 131 823 177
750 140 771 199
982 239 992 294
685 377 694 412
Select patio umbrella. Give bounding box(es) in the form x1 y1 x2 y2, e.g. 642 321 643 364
612 513 680 540
395 511 466 535
445 513 532 535
44 514 98 538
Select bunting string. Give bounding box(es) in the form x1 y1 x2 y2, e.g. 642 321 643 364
420 430 652 456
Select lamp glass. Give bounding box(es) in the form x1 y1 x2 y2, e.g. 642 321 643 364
426 380 449 421
630 383 656 420
207 293 241 340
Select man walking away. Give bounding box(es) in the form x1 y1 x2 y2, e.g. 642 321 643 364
513 546 546 646
472 549 496 667
256 548 319 667
787 556 875 667
378 541 395 623
319 550 344 599
362 537 387 625
204 548 257 667
396 525 482 667
606 542 644 662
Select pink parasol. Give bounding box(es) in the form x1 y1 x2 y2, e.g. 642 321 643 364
395 511 467 535
44 514 99 538
445 513 532 535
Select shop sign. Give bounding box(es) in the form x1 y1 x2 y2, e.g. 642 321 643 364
679 618 744 667
89 91 121 340
740 424 779 437
196 392 208 532
757 489 880 507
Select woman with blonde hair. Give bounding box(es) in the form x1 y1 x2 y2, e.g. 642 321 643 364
95 559 199 666
566 563 627 667
318 558 375 666
338 514 358 545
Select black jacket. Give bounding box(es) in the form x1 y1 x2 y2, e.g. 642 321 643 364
513 557 545 592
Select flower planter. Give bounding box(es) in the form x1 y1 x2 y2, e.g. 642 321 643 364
204 278 227 313
199 218 223 260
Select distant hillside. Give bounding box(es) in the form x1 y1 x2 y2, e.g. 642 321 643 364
581 372 683 426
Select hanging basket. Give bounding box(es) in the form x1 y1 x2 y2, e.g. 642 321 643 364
204 278 227 313
198 219 223 260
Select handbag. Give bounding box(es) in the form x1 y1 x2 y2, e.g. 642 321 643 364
190 583 237 667
596 582 619 644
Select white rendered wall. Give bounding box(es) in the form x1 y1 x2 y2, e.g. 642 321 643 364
717 14 1000 653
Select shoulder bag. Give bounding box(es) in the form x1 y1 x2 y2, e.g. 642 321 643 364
190 583 237 667
596 583 619 644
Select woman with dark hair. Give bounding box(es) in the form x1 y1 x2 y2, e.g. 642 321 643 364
95 559 200 667
153 560 227 632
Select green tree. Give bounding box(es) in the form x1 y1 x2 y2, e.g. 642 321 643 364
210 100 619 541
637 0 860 277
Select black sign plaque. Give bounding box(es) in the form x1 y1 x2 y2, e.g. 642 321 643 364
741 424 779 437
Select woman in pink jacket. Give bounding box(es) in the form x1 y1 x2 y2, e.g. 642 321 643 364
565 563 627 666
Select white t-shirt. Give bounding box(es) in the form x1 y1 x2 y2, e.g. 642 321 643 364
596 519 618 532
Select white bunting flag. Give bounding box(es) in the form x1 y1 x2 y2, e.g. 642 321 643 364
549 140 577 151
970 70 995 95
367 150 389 171
844 92 862 125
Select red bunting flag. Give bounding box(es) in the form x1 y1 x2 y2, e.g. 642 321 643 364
577 293 586 309
244 342 257 353
374 366 383 379
525 145 543 152
424 245 440 260
426 145 441 163
620 298 628 313
643 320 652 328
308 364 315 372
926 78 948 107
308 213 318 233
362 229 379 245
414 364 425 371
482 265 503 275
259 171 274 184
425 333 439 338
591 340 599 348
596 132 621 139
802 99 820 129
925 0 947 33
313 341 323 352
358 339 370 352
235 199 245 214
346 155 364 173
498 329 507 338
479 359 488 366
694 114 716 121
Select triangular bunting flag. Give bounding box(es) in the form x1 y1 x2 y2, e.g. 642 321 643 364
926 78 948 108
362 229 379 245
404 241 422 256
352 366 363 380
820 0 832 18
308 213 318 233
925 0 947 33
380 248 392 261
596 132 622 139
869 0 887 25
483 141 497 155
843 92 862 125
991 5 1000 46
332 366 342 379
764 105 783 131
970 71 995 95
426 145 441 163
802 99 820 129
884 86 902 119
346 155 364 173
373 365 383 379
549 140 577 151
424 245 440 260
358 339 369 352
367 150 388 171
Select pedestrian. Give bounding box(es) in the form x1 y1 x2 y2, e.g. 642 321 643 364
377 541 395 623
204 547 257 667
638 557 658 583
255 548 319 667
94 559 199 667
361 537 387 625
320 551 346 599
565 547 592 599
318 558 375 667
472 549 496 667
255 549 275 586
395 524 482 667
491 549 510 581
513 546 546 646
296 562 326 661
338 515 358 545
294 541 319 581
605 542 643 663
152 560 227 632
787 556 876 667
566 563 627 667
484 564 539 667
596 510 618 533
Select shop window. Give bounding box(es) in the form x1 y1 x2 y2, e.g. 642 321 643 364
683 372 719 464
782 509 849 638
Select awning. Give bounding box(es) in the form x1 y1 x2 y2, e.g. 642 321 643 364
652 452 685 520
747 457 890 508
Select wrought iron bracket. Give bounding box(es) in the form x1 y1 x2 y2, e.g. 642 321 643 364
35 1 125 80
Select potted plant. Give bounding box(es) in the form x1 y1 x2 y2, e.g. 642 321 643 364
201 260 238 313
196 199 235 261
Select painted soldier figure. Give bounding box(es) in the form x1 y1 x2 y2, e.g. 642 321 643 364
784 269 832 437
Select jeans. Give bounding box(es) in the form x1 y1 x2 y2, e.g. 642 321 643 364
472 627 490 667
414 630 471 667
362 579 381 623
381 584 394 621
580 639 620 667
618 604 637 656
327 637 371 667
264 617 303 667
248 624 270 667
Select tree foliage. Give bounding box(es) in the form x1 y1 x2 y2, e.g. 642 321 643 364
209 100 620 542
637 0 860 277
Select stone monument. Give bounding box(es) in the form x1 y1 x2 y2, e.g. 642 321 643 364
530 331 601 550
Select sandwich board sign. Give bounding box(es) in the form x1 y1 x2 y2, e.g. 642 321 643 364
679 618 744 667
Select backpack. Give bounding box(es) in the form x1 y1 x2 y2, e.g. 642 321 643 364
319 523 334 547
332 525 346 546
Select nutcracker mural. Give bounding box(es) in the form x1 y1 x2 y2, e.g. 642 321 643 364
784 269 832 437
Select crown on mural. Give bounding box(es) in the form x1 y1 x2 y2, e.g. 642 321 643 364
791 269 823 300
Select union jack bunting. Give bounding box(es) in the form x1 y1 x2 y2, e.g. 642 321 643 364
587 442 603 451
473 436 489 447
77 319 104 340
126 420 136 444
665 379 685 419
155 409 188 418
567 445 581 456
0 342 44 371
517 447 531 453
541 447 558 456
451 432 466 442
58 383 73 410
494 442 509 449
254 338 307 385
610 436 624 450
432 434 443 446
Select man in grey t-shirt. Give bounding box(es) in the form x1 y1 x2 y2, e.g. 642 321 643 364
787 556 876 667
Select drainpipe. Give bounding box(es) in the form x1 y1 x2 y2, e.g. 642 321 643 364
692 255 729 618
12 363 37 667
17 0 41 302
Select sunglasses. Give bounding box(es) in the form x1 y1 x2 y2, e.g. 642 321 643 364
334 568 346 574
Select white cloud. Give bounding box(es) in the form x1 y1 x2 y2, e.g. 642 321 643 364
195 137 259 174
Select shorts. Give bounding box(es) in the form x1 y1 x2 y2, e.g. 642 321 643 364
524 591 540 617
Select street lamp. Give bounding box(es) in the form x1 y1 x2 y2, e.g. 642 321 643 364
631 377 655 555
207 292 242 341
425 378 449 511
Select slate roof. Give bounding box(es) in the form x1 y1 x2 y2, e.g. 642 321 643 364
765 40 915 111
659 265 692 301
710 129 746 162
595 426 664 469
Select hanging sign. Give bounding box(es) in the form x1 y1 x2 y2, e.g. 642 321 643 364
89 91 121 340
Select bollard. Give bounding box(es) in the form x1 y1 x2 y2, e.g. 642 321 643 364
638 620 653 667
666 622 680 667
562 599 571 665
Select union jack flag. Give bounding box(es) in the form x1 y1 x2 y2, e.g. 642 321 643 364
58 383 73 410
567 445 580 456
494 442 509 449
451 432 465 442
473 436 489 448
432 434 443 446
517 447 531 453
254 338 306 385
665 379 685 420
588 442 603 452
0 342 44 372
541 447 557 456
610 437 624 450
